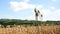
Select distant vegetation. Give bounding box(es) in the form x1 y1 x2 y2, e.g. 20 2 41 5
0 19 60 27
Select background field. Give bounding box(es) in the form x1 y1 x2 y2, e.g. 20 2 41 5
0 25 60 34
0 19 60 34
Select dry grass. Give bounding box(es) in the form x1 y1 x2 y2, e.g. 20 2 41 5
0 25 60 34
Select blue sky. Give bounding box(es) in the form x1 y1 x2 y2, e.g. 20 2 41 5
0 0 60 21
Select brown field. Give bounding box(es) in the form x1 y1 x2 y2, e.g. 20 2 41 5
0 25 60 34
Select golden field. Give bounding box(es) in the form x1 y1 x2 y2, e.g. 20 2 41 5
0 25 60 34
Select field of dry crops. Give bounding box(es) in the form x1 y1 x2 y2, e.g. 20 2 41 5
0 25 60 34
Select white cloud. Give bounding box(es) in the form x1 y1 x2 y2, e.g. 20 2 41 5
27 16 34 20
50 6 55 10
41 9 52 20
23 0 30 3
10 1 35 11
9 0 44 12
42 9 52 15
41 9 60 21
52 0 56 2
36 4 43 10
54 9 60 15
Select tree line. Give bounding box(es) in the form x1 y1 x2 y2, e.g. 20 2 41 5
0 19 60 27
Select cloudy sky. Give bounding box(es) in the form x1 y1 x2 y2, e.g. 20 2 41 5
0 0 60 21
